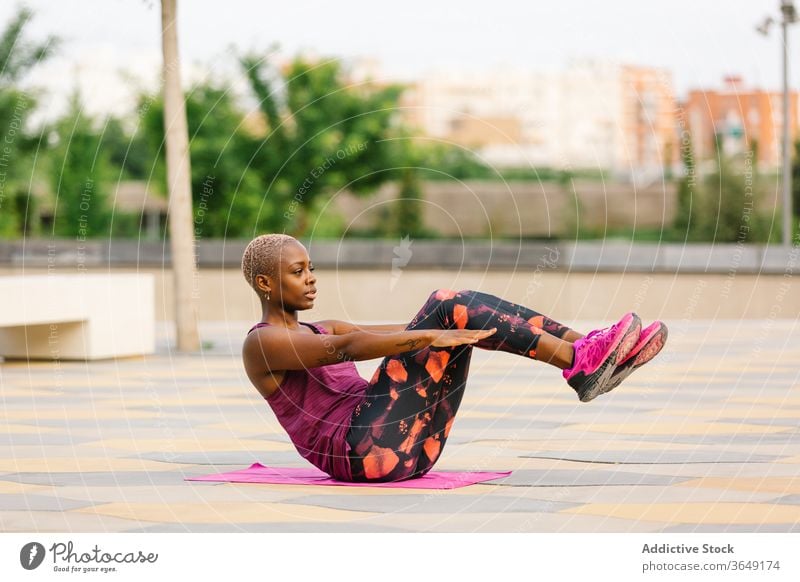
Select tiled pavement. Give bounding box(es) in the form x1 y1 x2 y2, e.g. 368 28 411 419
1 320 799 533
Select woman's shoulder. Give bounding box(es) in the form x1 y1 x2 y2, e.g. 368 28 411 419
307 321 333 334
245 321 325 335
242 321 322 360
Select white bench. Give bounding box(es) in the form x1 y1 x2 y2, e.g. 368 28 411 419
0 274 155 360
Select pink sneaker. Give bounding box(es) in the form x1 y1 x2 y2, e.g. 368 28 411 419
601 321 668 394
563 313 641 402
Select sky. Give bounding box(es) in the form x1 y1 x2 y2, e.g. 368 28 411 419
1 0 797 119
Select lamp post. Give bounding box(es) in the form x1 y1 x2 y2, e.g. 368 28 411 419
758 0 798 248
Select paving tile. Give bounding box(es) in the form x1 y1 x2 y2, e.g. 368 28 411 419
2 470 222 487
618 463 800 479
469 438 700 452
198 422 287 434
83 438 295 452
0 493 94 511
1 423 58 434
0 433 98 445
452 418 565 430
0 409 161 420
362 511 668 533
717 417 800 427
768 450 800 459
620 432 800 445
660 523 800 533
565 422 795 436
728 396 800 406
0 480 53 495
519 450 778 464
0 510 144 533
128 522 413 533
768 494 800 505
653 407 800 420
0 388 65 398
564 502 800 525
485 469 690 487
282 494 580 514
509 484 782 505
77 501 380 524
41 484 310 504
23 417 203 430
0 458 194 473
133 451 300 465
440 450 570 466
675 477 800 495
96 397 256 407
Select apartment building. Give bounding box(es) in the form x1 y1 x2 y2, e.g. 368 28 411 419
399 61 678 176
682 75 799 168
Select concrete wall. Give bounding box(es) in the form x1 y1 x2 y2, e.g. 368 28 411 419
3 239 798 321
3 266 795 323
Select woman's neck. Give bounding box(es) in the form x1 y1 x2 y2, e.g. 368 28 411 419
261 307 300 329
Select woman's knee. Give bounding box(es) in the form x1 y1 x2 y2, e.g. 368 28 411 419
429 289 475 303
428 288 457 302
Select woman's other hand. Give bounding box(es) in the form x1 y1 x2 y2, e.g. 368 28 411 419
429 328 497 347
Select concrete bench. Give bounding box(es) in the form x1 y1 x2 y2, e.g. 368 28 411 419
0 274 155 360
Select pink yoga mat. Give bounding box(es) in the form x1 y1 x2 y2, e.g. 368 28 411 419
187 462 511 489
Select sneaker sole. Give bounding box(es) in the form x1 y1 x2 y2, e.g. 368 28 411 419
571 315 642 403
601 323 669 396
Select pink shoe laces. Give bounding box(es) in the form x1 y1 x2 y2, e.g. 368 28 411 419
573 323 618 372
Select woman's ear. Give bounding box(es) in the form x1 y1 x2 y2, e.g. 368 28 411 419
255 273 271 295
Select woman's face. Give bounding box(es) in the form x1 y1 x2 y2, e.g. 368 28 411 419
271 242 317 309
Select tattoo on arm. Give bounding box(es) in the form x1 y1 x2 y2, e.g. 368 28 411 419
396 338 424 351
315 351 353 366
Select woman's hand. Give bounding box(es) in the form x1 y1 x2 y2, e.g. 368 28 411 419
429 327 497 347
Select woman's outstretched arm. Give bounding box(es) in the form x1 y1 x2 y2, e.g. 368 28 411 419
244 326 497 370
313 320 408 334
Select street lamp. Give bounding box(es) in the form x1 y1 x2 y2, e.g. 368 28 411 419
758 1 798 247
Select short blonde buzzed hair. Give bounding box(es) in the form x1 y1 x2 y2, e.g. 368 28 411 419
241 234 299 294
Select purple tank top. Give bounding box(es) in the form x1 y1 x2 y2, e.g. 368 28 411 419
247 321 368 481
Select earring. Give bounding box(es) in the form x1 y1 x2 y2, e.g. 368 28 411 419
265 291 271 301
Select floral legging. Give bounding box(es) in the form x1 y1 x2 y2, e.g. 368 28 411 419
345 288 572 482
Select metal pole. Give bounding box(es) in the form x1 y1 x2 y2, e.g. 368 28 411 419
781 2 794 247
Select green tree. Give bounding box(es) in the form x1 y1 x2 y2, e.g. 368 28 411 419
698 154 753 242
421 142 494 180
0 5 58 237
386 136 434 239
102 116 151 180
687 133 764 243
0 6 58 85
396 168 424 236
792 140 800 221
240 54 406 236
139 81 264 238
51 93 112 238
0 87 35 237
673 134 696 239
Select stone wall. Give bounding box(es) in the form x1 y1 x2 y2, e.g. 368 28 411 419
331 180 677 237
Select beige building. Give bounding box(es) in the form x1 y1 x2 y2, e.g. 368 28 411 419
30 180 166 240
682 75 800 169
399 61 678 177
619 65 679 176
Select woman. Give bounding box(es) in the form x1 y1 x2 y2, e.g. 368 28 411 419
241 234 667 483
